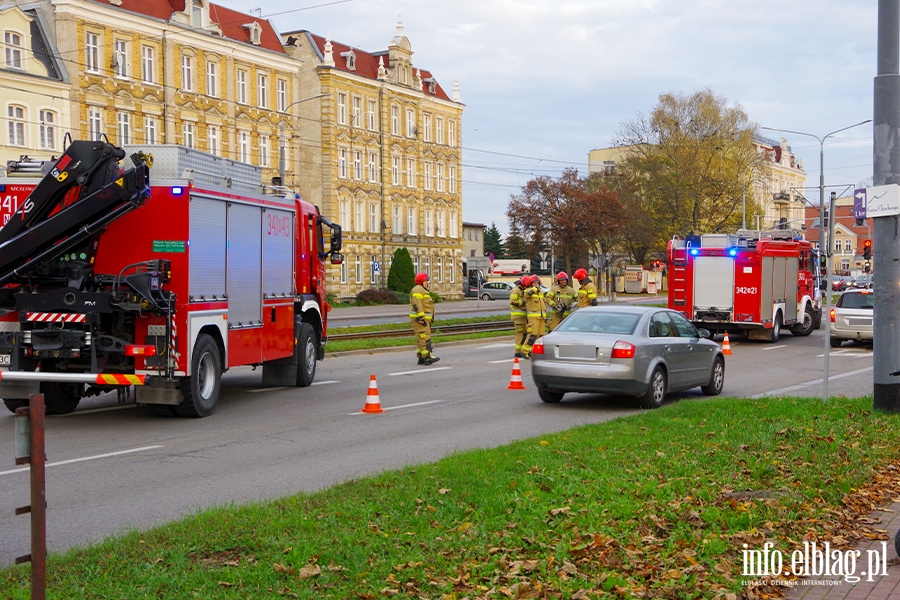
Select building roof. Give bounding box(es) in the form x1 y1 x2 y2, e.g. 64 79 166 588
297 31 451 102
85 0 285 53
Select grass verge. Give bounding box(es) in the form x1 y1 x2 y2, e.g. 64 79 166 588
327 315 511 353
3 395 899 599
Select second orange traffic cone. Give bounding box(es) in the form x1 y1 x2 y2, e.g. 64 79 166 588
722 332 732 355
362 374 384 413
508 358 526 390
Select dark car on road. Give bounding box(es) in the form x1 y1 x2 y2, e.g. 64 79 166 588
530 306 725 409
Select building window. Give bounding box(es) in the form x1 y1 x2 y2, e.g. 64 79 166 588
277 79 287 112
206 61 218 97
406 108 415 137
141 46 155 83
370 255 377 284
438 256 444 283
88 106 103 141
144 116 157 144
4 31 23 69
339 199 349 230
369 204 378 233
436 118 443 145
423 114 431 142
183 122 194 148
368 153 378 182
437 209 445 238
391 105 399 135
337 93 347 125
437 163 445 192
406 158 416 188
208 125 219 155
191 0 204 27
39 110 56 150
450 209 458 238
237 69 248 104
239 130 249 162
425 209 433 237
114 40 128 77
340 259 348 284
354 200 364 233
424 162 432 190
450 257 455 283
257 74 268 108
338 148 348 178
449 166 457 193
259 135 269 167
412 254 418 273
8 105 25 146
407 206 416 235
422 256 430 277
448 120 456 147
118 111 131 144
845 239 852 252
392 205 400 234
367 100 376 130
85 32 100 73
391 156 400 185
352 96 361 127
181 55 194 91
355 255 362 284
354 151 362 180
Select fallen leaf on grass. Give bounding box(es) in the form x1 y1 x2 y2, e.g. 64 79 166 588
296 564 321 579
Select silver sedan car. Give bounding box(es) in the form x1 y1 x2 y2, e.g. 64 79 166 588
530 306 725 408
830 289 873 347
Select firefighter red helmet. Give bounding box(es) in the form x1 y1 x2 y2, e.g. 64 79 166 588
531 276 542 286
520 275 533 286
415 272 429 285
556 271 569 283
573 268 588 282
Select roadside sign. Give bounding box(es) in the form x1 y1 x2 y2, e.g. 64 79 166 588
372 261 380 273
854 184 900 219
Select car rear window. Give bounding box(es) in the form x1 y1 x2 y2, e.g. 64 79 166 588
556 312 639 334
838 292 874 309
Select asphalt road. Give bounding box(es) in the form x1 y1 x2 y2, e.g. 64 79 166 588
0 322 873 567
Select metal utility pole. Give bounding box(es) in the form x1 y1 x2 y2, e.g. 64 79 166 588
873 0 900 411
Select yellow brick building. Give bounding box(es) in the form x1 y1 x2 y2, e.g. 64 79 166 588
281 23 465 300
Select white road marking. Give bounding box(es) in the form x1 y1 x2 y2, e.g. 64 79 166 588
388 367 452 376
350 399 442 415
478 343 511 350
816 352 872 358
752 366 873 398
763 345 787 351
248 387 288 393
0 445 163 477
488 358 516 364
312 380 340 386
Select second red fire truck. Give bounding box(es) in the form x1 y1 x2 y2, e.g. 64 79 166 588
666 230 822 342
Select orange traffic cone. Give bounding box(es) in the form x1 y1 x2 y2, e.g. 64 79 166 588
722 332 732 355
362 374 384 413
507 358 526 390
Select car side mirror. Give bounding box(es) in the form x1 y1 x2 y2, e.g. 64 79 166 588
697 328 711 339
330 252 344 265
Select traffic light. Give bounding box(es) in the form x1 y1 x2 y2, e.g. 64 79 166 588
863 239 872 260
865 261 871 273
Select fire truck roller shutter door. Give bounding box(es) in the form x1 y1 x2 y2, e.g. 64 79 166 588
263 208 294 297
189 195 227 300
227 203 263 327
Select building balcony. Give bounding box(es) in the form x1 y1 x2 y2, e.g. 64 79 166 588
772 191 791 205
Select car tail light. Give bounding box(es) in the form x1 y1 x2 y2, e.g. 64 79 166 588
830 309 835 323
532 338 545 355
611 340 635 359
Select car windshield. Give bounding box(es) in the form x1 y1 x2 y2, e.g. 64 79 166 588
838 293 874 309
556 311 640 335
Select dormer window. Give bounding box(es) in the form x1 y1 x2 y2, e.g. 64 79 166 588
243 21 262 46
340 50 356 71
190 0 207 27
423 77 436 95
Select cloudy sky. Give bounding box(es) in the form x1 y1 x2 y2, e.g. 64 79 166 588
217 0 876 235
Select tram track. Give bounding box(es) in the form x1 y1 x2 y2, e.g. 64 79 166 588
328 320 514 341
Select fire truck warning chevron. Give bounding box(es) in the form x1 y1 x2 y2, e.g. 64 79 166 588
0 141 343 417
666 230 822 343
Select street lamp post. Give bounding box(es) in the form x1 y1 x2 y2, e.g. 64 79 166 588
760 121 871 402
278 93 327 184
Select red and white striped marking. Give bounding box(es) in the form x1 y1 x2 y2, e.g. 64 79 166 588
26 312 87 323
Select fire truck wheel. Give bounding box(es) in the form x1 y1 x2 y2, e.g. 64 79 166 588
768 315 782 343
40 382 83 415
701 358 725 396
176 334 222 418
295 322 316 387
2 399 28 413
639 366 666 409
790 306 815 337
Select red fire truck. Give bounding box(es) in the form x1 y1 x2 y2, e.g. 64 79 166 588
666 230 821 342
0 141 342 417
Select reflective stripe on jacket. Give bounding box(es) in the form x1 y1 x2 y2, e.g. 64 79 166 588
409 284 434 320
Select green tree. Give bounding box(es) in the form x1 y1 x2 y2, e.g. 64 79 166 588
504 224 528 259
613 88 763 245
387 247 415 293
483 222 504 258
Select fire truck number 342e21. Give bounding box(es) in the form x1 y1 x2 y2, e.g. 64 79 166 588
736 287 758 294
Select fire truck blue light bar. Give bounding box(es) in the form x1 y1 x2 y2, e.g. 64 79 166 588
172 186 185 195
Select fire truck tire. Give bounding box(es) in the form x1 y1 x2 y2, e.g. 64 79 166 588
40 382 83 415
2 399 28 413
638 366 666 409
295 322 317 387
790 306 815 337
768 315 782 343
701 357 725 396
176 334 222 418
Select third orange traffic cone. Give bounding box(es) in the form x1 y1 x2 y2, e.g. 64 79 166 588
362 374 384 413
722 332 732 355
508 358 526 390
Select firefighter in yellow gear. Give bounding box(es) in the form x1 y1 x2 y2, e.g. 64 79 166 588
521 275 546 359
573 268 598 308
509 277 529 358
546 271 576 332
410 272 439 365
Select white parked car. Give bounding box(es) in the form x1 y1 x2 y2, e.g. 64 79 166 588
830 289 873 347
